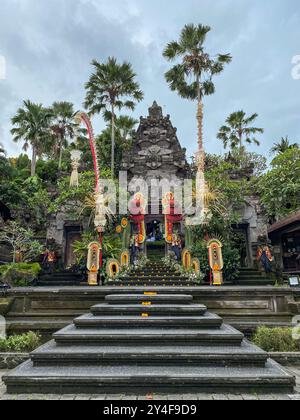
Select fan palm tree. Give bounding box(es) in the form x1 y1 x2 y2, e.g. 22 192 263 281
50 101 77 169
217 111 264 150
163 24 232 174
11 100 52 176
84 57 144 177
271 136 299 155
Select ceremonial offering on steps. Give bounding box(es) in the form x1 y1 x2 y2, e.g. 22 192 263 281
207 239 224 286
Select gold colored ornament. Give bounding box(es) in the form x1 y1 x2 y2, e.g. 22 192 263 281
121 218 128 228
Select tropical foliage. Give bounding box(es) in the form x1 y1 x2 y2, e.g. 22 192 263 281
0 221 43 263
163 24 232 171
84 57 143 176
271 136 299 155
0 332 41 353
0 262 41 287
11 100 52 176
72 231 122 266
217 111 264 150
253 326 300 352
49 101 77 169
257 147 300 219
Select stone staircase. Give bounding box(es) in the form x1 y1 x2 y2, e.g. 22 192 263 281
37 272 85 287
235 268 275 286
4 293 295 395
110 261 197 287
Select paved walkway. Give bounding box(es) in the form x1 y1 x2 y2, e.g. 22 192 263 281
1 367 300 401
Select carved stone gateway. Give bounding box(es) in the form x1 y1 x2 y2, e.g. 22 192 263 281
122 102 189 255
122 101 189 182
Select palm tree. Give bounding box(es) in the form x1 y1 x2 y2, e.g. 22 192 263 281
84 57 144 177
115 115 138 143
163 24 232 174
50 101 76 169
271 136 299 155
11 100 52 176
217 111 264 150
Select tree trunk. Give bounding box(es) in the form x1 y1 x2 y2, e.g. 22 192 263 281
197 99 205 174
58 134 63 170
239 130 243 151
111 104 115 178
31 146 37 177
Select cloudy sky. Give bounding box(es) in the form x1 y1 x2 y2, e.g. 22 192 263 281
0 0 299 161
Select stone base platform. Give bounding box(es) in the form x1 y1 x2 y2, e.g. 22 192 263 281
1 286 299 338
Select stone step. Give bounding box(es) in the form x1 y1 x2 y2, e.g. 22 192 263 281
39 273 83 280
105 294 194 305
111 282 197 287
238 275 270 280
31 340 268 367
4 359 295 394
53 324 244 346
108 281 199 288
37 281 83 287
121 277 189 282
235 279 275 286
91 303 207 317
73 313 223 329
130 270 179 274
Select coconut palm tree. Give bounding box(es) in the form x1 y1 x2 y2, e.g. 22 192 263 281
163 24 232 174
50 101 77 169
84 57 144 177
217 111 264 150
11 100 52 176
271 136 299 155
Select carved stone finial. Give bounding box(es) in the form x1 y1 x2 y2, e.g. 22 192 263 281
149 101 163 119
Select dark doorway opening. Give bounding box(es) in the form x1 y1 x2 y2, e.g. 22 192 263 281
232 224 250 268
64 226 82 268
146 219 163 241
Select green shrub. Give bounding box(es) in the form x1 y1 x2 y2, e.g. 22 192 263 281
253 326 300 352
0 332 41 353
0 263 41 287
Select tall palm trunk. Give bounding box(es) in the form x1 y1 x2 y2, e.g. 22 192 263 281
196 79 205 174
58 133 64 170
239 130 243 151
31 146 37 177
111 103 115 178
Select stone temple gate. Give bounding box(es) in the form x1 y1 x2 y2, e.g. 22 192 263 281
121 101 190 257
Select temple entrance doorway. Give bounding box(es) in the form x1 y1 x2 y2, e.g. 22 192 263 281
232 224 251 268
64 226 82 268
145 218 165 261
